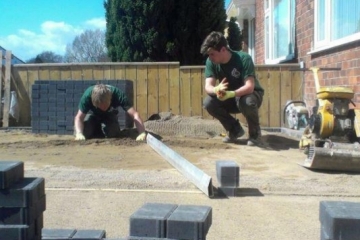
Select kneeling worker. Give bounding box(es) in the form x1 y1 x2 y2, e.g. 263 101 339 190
74 84 146 141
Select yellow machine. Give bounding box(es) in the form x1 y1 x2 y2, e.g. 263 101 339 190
298 67 360 172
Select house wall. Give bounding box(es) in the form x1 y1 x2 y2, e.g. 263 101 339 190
254 0 360 110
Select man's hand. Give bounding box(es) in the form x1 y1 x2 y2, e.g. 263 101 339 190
136 132 147 141
218 91 235 101
75 132 86 141
213 78 228 95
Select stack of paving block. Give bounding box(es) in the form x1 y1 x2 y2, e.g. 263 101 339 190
320 201 360 240
0 161 46 240
129 202 212 240
31 80 134 135
216 160 240 197
42 228 106 239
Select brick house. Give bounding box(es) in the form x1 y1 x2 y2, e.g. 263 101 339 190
227 0 360 108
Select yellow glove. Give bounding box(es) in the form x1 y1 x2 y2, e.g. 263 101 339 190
75 132 86 141
218 91 235 101
213 79 228 95
136 132 147 141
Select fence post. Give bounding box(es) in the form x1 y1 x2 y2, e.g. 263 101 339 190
2 51 12 127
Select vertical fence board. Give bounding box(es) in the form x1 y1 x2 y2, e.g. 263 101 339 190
60 66 72 80
136 66 148 121
2 51 12 127
49 67 61 80
93 65 104 80
280 71 292 127
124 66 137 110
14 69 30 125
39 67 50 80
114 65 126 79
70 66 82 80
103 65 113 80
292 71 303 101
180 69 191 116
190 69 203 116
256 68 269 127
147 65 159 116
268 70 281 127
169 65 180 115
82 66 93 80
158 67 169 112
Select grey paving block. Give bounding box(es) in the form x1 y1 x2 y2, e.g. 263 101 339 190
71 229 106 239
0 224 36 240
167 205 212 240
218 176 239 187
0 161 24 189
0 177 45 207
217 187 237 197
320 201 360 240
130 203 178 238
42 228 77 239
0 194 46 224
216 160 239 179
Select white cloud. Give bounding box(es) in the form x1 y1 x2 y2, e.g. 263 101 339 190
85 18 106 30
0 18 105 62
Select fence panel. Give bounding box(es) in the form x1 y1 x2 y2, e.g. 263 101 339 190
9 62 301 128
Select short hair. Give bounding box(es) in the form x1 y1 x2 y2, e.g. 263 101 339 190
91 84 112 107
200 31 229 55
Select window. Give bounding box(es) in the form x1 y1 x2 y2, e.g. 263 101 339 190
314 0 360 50
264 0 295 63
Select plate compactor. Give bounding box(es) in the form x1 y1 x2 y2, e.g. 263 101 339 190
289 67 360 172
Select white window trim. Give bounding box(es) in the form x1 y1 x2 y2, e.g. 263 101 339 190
264 0 295 64
309 33 360 55
311 0 360 54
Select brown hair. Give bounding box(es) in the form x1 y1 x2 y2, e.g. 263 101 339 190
200 31 229 55
91 84 112 107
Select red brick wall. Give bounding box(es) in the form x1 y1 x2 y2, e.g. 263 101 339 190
254 0 360 109
254 0 265 64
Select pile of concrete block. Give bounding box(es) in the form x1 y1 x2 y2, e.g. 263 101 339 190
31 80 133 135
0 161 46 240
42 228 106 239
216 160 240 197
129 202 212 240
320 201 360 240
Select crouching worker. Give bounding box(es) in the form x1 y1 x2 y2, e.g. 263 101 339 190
74 84 146 141
200 31 264 146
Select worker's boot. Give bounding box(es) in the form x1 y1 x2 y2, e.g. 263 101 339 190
223 120 245 143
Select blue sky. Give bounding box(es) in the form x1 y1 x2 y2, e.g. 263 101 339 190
0 0 231 62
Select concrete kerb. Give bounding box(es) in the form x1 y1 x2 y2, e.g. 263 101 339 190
146 133 214 198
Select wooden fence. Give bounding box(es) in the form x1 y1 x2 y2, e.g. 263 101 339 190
2 61 302 128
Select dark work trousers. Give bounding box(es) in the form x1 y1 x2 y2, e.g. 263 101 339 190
82 110 121 139
203 91 263 137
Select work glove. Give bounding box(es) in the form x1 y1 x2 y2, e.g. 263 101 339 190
75 132 86 141
218 91 235 101
213 79 228 95
136 132 147 141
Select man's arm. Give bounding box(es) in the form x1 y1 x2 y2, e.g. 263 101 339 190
74 110 86 134
127 107 145 133
233 76 255 97
74 110 86 140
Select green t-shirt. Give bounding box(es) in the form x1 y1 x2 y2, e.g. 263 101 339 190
205 51 264 93
78 85 132 115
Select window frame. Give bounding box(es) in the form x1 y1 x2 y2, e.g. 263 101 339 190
264 0 295 64
312 0 360 54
